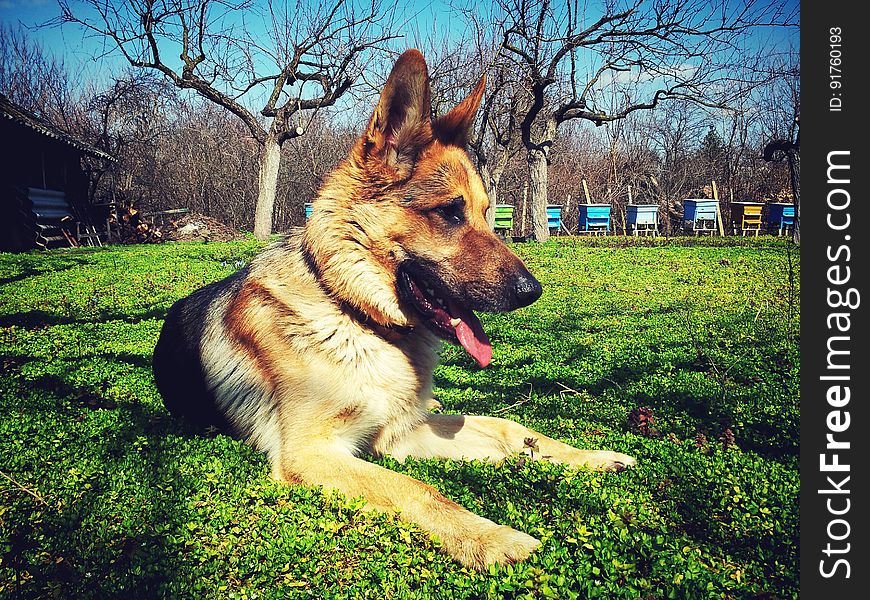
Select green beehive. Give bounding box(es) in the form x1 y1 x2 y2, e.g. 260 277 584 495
494 204 514 231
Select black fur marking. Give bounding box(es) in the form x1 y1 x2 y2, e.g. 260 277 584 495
152 268 247 435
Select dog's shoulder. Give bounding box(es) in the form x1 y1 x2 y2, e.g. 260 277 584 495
247 229 311 285
226 231 331 336
233 230 436 367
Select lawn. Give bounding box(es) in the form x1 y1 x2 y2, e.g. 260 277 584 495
0 236 799 598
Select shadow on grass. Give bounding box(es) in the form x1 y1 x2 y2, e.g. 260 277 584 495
0 256 93 288
434 305 798 573
0 306 170 329
0 357 206 598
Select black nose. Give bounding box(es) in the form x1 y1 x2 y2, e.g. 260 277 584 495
513 271 542 308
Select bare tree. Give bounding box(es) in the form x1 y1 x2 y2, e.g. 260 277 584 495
454 11 525 230
78 72 177 203
760 46 799 244
599 114 662 233
413 16 522 230
495 0 797 241
545 122 608 232
0 24 79 124
472 74 522 230
53 0 397 239
638 101 707 234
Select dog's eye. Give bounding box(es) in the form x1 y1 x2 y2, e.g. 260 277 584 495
432 197 465 226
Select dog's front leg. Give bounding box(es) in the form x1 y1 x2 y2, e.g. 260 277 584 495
379 414 636 470
274 444 540 570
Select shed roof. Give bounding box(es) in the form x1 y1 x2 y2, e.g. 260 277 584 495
0 92 115 162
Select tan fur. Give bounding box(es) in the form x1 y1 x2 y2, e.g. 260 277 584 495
175 49 635 570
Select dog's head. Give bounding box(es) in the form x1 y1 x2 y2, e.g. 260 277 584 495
304 49 541 367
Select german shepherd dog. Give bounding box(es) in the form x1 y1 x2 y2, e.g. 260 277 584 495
153 49 635 570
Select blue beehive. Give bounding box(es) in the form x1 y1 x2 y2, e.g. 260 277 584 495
767 203 795 235
577 204 611 234
626 204 659 236
546 205 562 231
682 199 719 234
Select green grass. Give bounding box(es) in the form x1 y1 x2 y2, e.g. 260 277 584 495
0 237 799 598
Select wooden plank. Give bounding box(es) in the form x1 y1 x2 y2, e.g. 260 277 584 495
712 180 725 236
61 227 79 247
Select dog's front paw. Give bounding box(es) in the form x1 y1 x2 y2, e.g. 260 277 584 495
444 523 540 570
569 450 637 471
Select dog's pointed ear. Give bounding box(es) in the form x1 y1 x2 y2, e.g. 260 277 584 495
365 49 433 169
433 75 486 147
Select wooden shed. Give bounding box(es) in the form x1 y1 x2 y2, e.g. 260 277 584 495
0 93 114 252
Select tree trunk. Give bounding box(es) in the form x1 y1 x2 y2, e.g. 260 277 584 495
253 135 282 240
488 178 502 230
789 151 800 245
528 147 549 241
480 161 496 230
762 136 800 245
487 172 507 232
484 149 510 230
520 179 529 237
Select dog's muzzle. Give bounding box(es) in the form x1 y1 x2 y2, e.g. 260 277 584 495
510 271 543 309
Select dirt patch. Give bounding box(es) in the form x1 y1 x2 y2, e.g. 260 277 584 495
164 213 247 242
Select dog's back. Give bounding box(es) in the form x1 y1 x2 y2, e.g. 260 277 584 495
153 266 245 433
154 233 316 453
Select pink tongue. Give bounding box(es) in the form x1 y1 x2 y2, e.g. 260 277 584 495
447 300 492 368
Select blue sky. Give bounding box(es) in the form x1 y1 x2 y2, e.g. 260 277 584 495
1 0 800 66
2 0 799 119
0 0 459 111
0 0 448 66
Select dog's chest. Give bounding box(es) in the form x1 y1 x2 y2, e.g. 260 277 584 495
322 327 439 445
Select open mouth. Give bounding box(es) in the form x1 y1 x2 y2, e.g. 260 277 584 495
397 263 492 368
